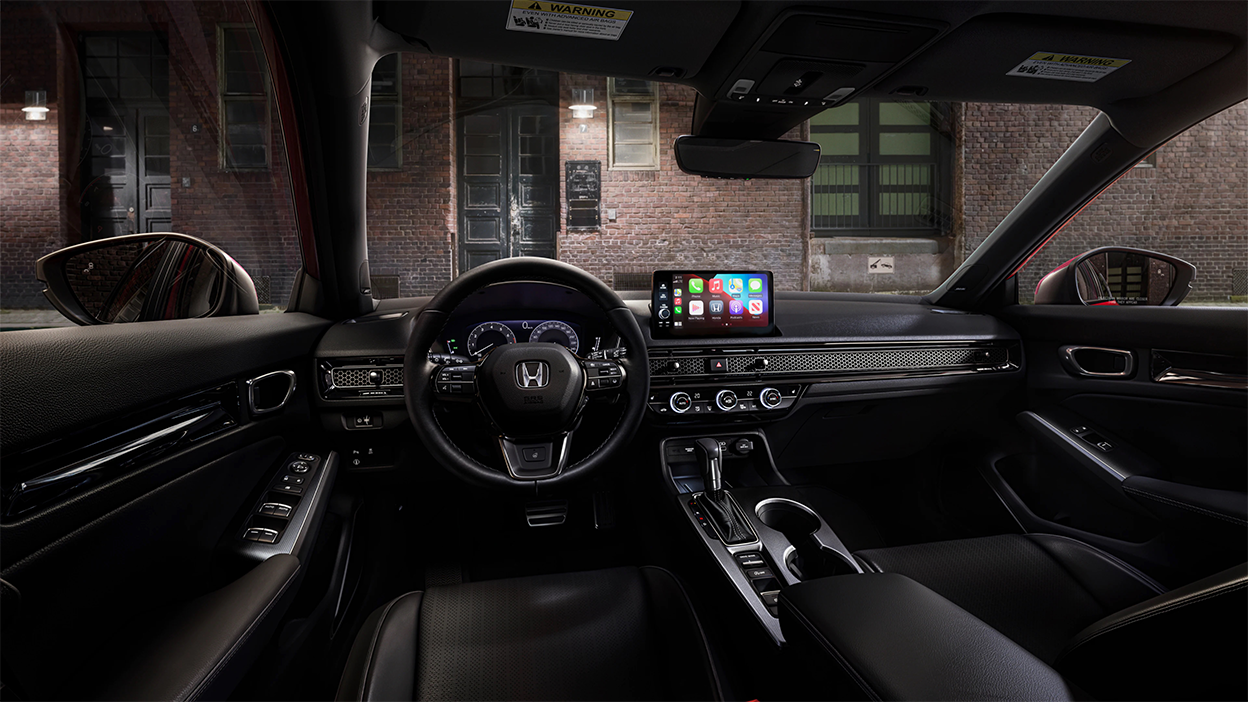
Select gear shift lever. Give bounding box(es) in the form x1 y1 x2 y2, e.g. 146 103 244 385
692 438 754 544
695 438 723 498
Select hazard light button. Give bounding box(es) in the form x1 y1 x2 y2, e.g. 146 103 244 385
707 358 728 374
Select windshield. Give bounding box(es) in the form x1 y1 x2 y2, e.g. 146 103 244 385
362 57 1245 304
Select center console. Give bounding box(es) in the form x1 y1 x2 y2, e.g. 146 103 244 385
662 431 861 644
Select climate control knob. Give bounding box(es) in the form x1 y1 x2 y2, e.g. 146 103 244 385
670 391 692 414
759 387 783 409
657 307 671 320
715 389 738 411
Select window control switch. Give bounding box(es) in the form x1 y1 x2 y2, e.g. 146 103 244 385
244 527 279 544
259 502 292 518
277 484 304 495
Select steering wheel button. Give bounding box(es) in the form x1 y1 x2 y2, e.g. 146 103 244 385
522 446 548 463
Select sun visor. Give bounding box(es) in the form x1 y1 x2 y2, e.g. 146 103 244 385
379 0 742 80
870 14 1235 108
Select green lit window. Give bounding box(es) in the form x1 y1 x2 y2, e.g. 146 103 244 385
810 99 953 236
608 79 659 170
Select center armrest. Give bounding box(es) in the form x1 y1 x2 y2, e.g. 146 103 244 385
779 573 1077 701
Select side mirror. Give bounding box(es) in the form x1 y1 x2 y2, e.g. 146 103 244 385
673 135 821 179
35 233 259 325
1034 247 1195 306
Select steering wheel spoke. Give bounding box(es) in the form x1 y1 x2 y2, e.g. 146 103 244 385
432 362 479 402
582 358 626 399
498 432 574 480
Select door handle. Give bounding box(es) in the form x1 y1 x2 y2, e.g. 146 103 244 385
1059 346 1135 378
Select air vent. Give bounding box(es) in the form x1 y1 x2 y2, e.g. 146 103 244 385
331 366 404 388
318 357 406 400
649 344 1014 380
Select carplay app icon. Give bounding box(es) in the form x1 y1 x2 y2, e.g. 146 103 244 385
709 300 724 314
728 299 744 315
748 299 764 315
727 278 743 294
748 278 763 292
687 278 703 294
689 300 704 315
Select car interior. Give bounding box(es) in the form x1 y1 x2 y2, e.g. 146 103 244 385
1 1 1246 701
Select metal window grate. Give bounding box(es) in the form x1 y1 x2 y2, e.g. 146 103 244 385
331 366 404 388
1232 268 1247 298
255 275 271 305
372 275 400 300
613 271 652 291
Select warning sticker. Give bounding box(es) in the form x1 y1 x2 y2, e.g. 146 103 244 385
1007 52 1131 83
505 0 633 41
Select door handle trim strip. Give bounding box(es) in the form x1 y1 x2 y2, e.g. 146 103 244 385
1154 368 1248 390
1059 345 1135 378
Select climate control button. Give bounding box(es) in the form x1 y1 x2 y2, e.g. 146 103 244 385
759 387 783 409
715 389 738 411
670 392 693 413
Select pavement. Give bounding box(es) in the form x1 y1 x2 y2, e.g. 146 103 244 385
0 309 76 330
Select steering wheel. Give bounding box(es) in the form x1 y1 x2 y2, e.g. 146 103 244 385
404 257 650 490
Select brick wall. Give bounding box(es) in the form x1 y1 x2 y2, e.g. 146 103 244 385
555 74 810 291
365 54 455 298
961 102 1248 303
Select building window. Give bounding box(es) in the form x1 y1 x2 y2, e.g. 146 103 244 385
608 78 659 170
1135 151 1158 168
368 54 402 170
218 25 269 170
810 99 954 237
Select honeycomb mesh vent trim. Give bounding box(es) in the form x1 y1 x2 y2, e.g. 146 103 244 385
331 366 405 388
648 347 1008 377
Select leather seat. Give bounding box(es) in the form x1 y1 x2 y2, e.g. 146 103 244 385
336 566 727 701
853 534 1247 700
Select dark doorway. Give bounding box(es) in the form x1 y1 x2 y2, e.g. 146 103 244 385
80 33 170 240
456 63 559 272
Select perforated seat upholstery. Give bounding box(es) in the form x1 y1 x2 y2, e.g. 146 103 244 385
336 566 726 701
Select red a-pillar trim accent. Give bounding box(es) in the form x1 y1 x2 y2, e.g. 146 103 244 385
246 0 319 280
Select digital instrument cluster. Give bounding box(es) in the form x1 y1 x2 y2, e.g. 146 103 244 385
443 319 592 358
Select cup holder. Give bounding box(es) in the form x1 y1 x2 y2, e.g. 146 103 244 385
755 499 858 581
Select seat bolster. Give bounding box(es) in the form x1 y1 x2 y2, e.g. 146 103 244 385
1026 534 1165 612
638 566 729 702
336 592 423 702
1055 563 1248 701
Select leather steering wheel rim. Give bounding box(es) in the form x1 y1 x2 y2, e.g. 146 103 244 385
404 257 650 490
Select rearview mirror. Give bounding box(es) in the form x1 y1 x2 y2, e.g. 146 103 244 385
1034 247 1195 306
673 135 821 179
36 233 259 325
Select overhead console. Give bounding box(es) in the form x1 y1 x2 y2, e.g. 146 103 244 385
722 11 946 109
694 9 948 137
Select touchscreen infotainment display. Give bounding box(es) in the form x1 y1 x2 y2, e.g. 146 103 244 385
651 270 775 337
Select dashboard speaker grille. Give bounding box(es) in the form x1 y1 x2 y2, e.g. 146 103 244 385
649 346 1008 378
331 366 404 388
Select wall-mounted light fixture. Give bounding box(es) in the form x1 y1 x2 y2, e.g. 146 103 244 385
570 88 596 132
22 90 48 121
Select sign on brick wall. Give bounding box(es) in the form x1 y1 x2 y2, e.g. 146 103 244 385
566 160 601 229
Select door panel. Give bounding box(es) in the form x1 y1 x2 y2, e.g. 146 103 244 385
0 313 331 698
994 304 1247 583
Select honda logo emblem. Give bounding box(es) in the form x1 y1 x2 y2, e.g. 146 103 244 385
515 361 549 389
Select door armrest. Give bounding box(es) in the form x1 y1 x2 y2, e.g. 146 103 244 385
1122 475 1247 527
103 554 301 701
780 573 1076 701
